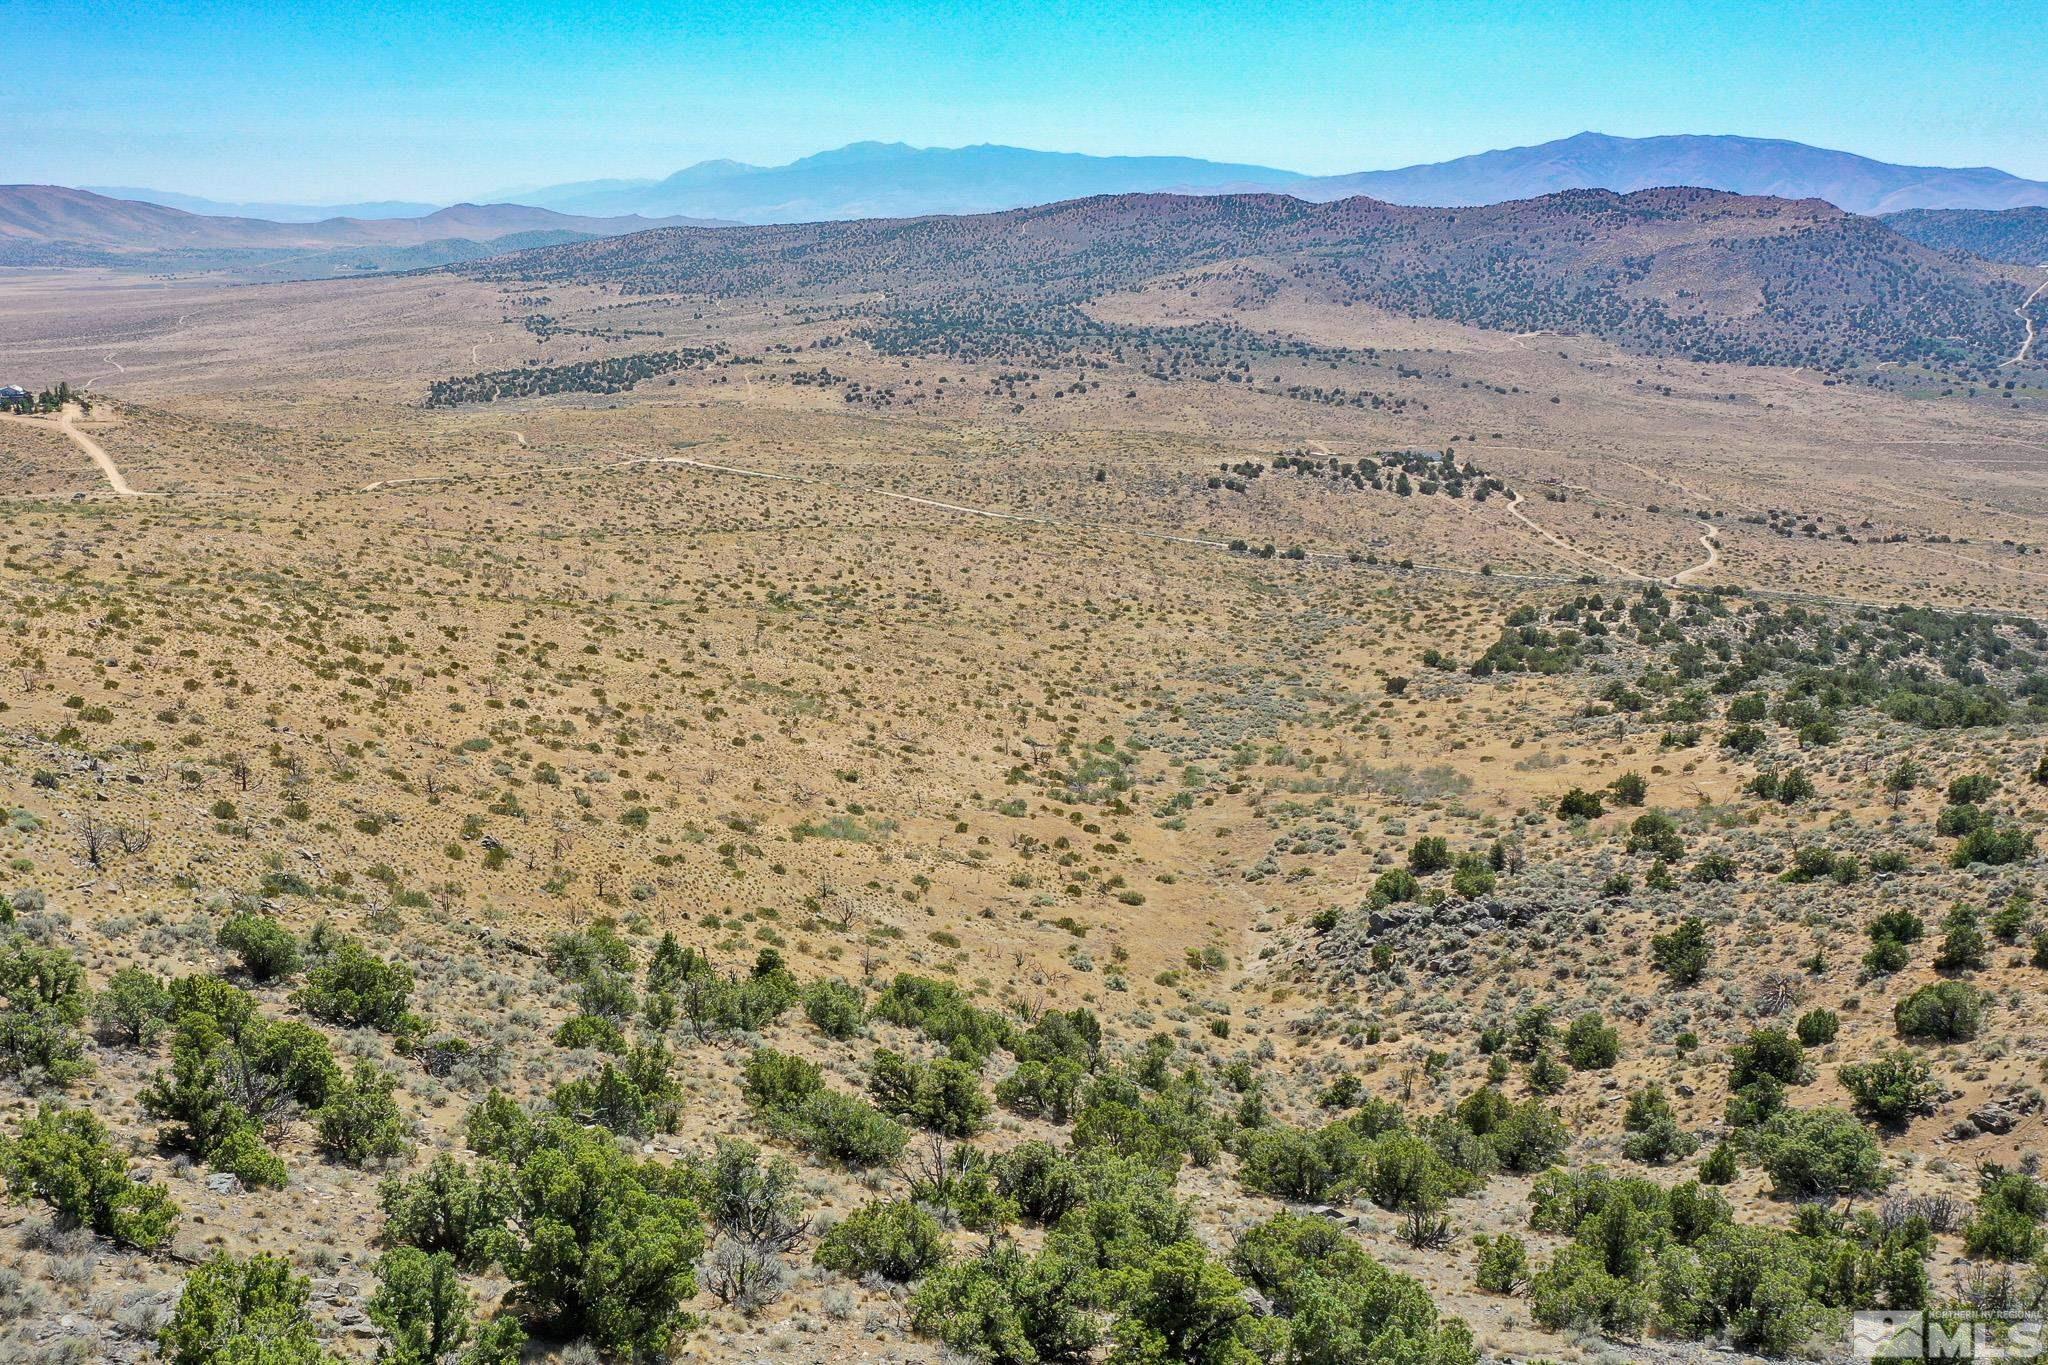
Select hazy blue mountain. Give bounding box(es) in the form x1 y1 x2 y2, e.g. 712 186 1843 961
1278 132 2048 214
515 142 1306 221
0 186 729 282
471 175 659 206
76 134 2048 233
85 186 441 221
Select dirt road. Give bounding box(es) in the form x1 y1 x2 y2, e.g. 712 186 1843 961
1501 491 1651 580
0 403 151 497
2008 270 2048 368
1672 521 1721 584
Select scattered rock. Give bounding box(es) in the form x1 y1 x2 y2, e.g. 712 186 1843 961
1968 1102 2019 1135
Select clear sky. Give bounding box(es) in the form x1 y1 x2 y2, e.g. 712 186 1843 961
13 0 2046 203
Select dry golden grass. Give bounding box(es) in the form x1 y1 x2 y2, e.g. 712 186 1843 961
0 260 2044 1362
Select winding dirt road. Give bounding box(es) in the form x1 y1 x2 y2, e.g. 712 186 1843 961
1501 491 1652 580
2007 270 2048 368
349 444 2046 619
1672 521 1721 585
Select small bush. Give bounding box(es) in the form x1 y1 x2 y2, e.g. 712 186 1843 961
1794 1008 1839 1046
159 1253 325 1365
1838 1051 1940 1127
1406 837 1452 875
293 939 413 1032
1556 788 1605 821
868 1050 990 1138
0 1102 179 1249
1475 1232 1530 1293
1563 1013 1619 1070
802 979 865 1040
213 1125 289 1189
92 967 173 1047
377 1155 515 1271
1894 982 1985 1041
1651 917 1711 985
816 1199 949 1282
0 941 91 1082
315 1060 414 1165
217 913 303 982
1749 1107 1888 1198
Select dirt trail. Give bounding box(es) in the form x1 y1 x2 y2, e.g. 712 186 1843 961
0 404 152 497
349 445 2048 617
2005 270 2048 368
83 351 127 391
1921 544 2048 582
1672 521 1721 585
1501 492 1651 580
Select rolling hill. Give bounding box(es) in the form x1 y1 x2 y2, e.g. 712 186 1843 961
1883 207 2048 265
458 186 2041 374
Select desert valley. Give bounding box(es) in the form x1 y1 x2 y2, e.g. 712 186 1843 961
2 127 2048 1365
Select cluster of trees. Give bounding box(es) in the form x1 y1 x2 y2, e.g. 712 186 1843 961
1525 1167 1927 1353
456 189 2026 375
1235 1085 1567 1232
157 1247 521 1365
1360 833 1504 906
137 967 409 1188
911 1183 1475 1365
8 815 2037 1365
374 1106 707 1358
423 345 725 406
1469 591 2048 745
1208 448 1507 502
0 380 81 415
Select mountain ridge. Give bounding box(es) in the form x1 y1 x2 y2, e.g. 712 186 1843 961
81 187 441 222
64 135 2048 234
498 133 2048 223
517 142 1309 221
1283 132 2048 215
0 185 729 252
456 185 2043 376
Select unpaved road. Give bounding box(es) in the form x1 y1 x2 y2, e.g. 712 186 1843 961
0 404 152 497
2008 270 2048 368
1502 491 1652 580
1672 521 1721 585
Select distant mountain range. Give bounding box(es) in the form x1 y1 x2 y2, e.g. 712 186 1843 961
82 188 441 222
0 186 731 276
17 135 2048 283
1279 133 2048 215
0 186 721 248
506 143 1309 222
491 133 2048 223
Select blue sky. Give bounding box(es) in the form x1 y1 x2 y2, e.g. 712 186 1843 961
13 0 2046 202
